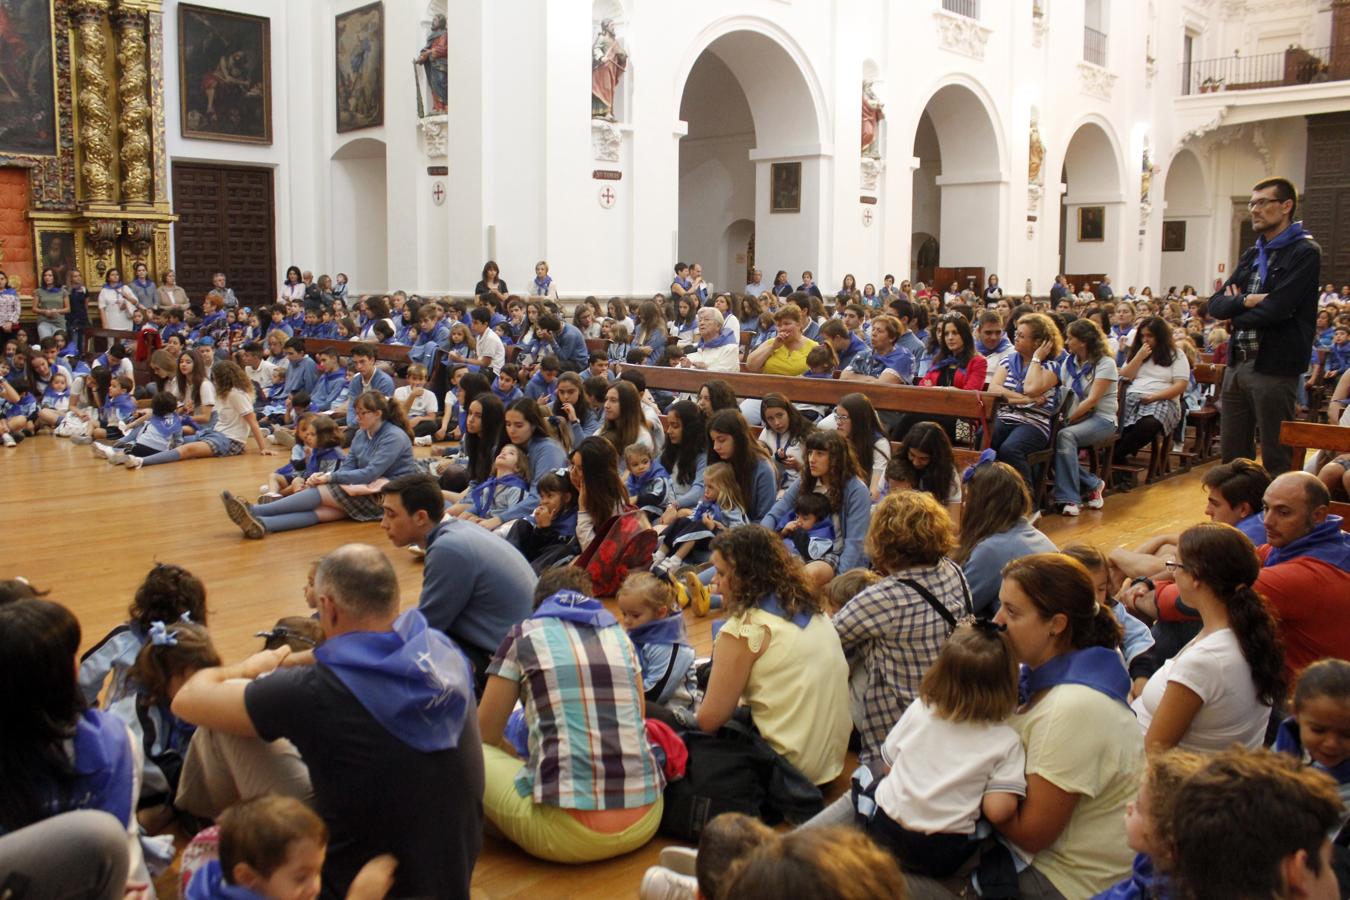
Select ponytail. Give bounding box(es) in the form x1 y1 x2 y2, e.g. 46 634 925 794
1228 584 1285 707
1081 601 1124 651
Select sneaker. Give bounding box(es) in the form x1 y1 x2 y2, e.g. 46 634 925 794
1061 503 1081 517
408 544 426 560
272 428 297 450
256 492 283 504
1 433 14 447
124 456 143 469
221 491 265 539
659 847 698 877
682 568 711 618
70 434 92 445
639 865 697 900
651 556 677 576
111 451 128 466
92 441 115 460
1085 482 1105 509
265 432 277 445
413 435 433 447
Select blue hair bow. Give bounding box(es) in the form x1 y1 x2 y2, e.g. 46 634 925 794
148 620 178 647
960 448 997 484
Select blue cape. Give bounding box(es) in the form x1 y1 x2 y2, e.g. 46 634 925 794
626 460 670 496
313 609 473 753
757 593 811 629
1254 221 1307 287
1264 517 1350 572
627 615 687 650
1019 646 1131 707
185 861 268 900
532 589 618 628
698 328 737 350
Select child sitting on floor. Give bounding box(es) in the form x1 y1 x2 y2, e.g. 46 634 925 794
505 470 580 568
1096 749 1206 899
616 572 696 709
650 462 747 576
779 491 836 563
640 811 776 900
625 442 672 517
447 443 531 529
260 413 345 501
1274 658 1350 832
93 390 185 463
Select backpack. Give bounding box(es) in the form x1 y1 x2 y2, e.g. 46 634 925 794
572 507 657 597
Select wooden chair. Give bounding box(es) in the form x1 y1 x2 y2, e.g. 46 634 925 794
1024 392 1073 510
1187 363 1225 462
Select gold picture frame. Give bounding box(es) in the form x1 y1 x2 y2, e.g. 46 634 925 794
771 161 802 214
1077 206 1105 242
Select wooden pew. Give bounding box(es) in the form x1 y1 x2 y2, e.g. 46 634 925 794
1280 420 1350 472
628 364 1000 449
299 337 412 368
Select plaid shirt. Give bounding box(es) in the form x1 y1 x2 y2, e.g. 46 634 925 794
1230 263 1266 360
489 617 663 810
832 558 971 765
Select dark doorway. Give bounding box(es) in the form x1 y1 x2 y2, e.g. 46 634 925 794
172 163 276 308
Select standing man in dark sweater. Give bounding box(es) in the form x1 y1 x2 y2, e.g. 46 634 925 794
1209 177 1321 475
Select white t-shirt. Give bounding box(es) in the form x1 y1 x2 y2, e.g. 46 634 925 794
475 327 506 372
394 384 440 419
246 359 278 393
1127 353 1190 398
213 388 255 443
1132 627 1270 752
197 379 218 409
876 700 1027 834
98 286 136 330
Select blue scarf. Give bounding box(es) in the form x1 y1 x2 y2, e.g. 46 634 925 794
532 589 618 628
978 335 1012 357
757 593 812 629
627 615 687 650
673 276 692 293
1063 355 1095 399
1254 221 1307 287
533 275 552 295
185 860 267 900
868 345 912 378
691 499 726 525
304 445 344 476
803 370 833 379
312 609 472 752
626 460 669 497
1019 646 1131 707
55 710 136 828
1263 517 1350 571
42 387 70 407
1005 352 1033 393
530 505 577 537
1094 854 1168 900
698 328 737 350
1275 716 1350 786
1236 511 1266 546
468 472 529 517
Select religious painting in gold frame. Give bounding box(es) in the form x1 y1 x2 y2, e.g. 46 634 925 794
178 4 273 144
1077 206 1105 242
0 0 59 157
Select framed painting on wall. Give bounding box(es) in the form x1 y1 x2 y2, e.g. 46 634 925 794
336 2 384 133
178 4 272 144
0 0 58 157
1077 206 1105 242
771 162 801 213
36 228 80 288
1162 220 1187 252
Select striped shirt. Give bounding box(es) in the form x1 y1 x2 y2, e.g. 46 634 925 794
489 617 663 810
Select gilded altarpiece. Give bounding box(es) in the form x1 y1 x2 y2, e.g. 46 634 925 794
0 0 175 317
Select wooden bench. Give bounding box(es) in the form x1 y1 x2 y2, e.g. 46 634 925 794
1278 420 1350 530
627 365 1000 449
82 328 154 386
299 337 412 368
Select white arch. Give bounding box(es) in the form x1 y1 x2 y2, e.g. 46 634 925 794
1161 147 1208 212
331 136 387 161
673 16 828 147
1057 113 1129 201
905 73 1010 179
330 138 388 292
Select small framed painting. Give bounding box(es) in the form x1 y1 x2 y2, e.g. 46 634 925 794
336 2 384 133
1077 206 1105 242
1162 220 1187 252
36 228 80 288
771 161 802 214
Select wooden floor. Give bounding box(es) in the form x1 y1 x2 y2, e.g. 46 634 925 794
0 436 1214 899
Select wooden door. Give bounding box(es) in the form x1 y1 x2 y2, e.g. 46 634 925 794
172 163 275 309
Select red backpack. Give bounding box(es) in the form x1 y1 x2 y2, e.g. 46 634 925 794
573 507 658 597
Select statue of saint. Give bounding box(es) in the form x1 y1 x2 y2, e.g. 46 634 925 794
415 14 448 114
861 80 885 159
591 19 627 121
1141 146 1154 204
1028 120 1045 186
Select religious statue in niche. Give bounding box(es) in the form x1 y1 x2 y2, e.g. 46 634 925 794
1028 113 1045 186
1140 143 1155 205
861 80 884 158
414 14 448 115
591 18 627 121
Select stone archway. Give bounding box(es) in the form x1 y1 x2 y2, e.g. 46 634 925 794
331 138 388 292
1058 120 1126 284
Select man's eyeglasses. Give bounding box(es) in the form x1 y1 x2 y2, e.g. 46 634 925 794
1247 197 1285 211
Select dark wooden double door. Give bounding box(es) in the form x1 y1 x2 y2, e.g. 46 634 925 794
172 163 276 309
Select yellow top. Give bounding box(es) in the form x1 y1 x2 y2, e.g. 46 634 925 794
1010 683 1143 897
761 338 817 376
719 605 851 784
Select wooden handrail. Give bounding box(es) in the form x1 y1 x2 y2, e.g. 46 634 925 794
628 364 1000 448
1280 420 1350 471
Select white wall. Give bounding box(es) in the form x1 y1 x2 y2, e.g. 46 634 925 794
330 141 388 293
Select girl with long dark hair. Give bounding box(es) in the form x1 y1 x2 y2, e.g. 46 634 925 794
1053 318 1119 515
569 436 633 548
658 400 708 512
1114 315 1190 465
757 392 813 488
890 421 961 506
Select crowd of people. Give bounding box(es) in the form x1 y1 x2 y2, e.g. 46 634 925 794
4 175 1350 900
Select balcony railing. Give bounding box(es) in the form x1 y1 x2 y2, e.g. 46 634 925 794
941 0 980 19
1083 27 1108 67
1179 46 1336 95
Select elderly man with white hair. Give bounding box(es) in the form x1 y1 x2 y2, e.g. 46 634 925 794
680 306 740 372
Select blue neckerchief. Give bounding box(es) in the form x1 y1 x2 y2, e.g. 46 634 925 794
1063 355 1095 399
55 710 136 827
691 499 726 525
978 336 1011 357
531 590 618 628
185 860 268 900
1019 646 1131 707
626 460 669 496
927 354 961 372
42 387 70 407
1236 511 1266 546
806 519 836 541
699 328 737 350
869 345 912 378
1094 854 1165 900
627 615 687 650
803 370 833 379
1275 717 1350 786
468 472 529 517
1263 517 1350 571
1254 221 1307 287
533 275 552 295
757 593 812 629
528 371 558 398
312 609 472 753
304 445 344 475
1005 352 1033 393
